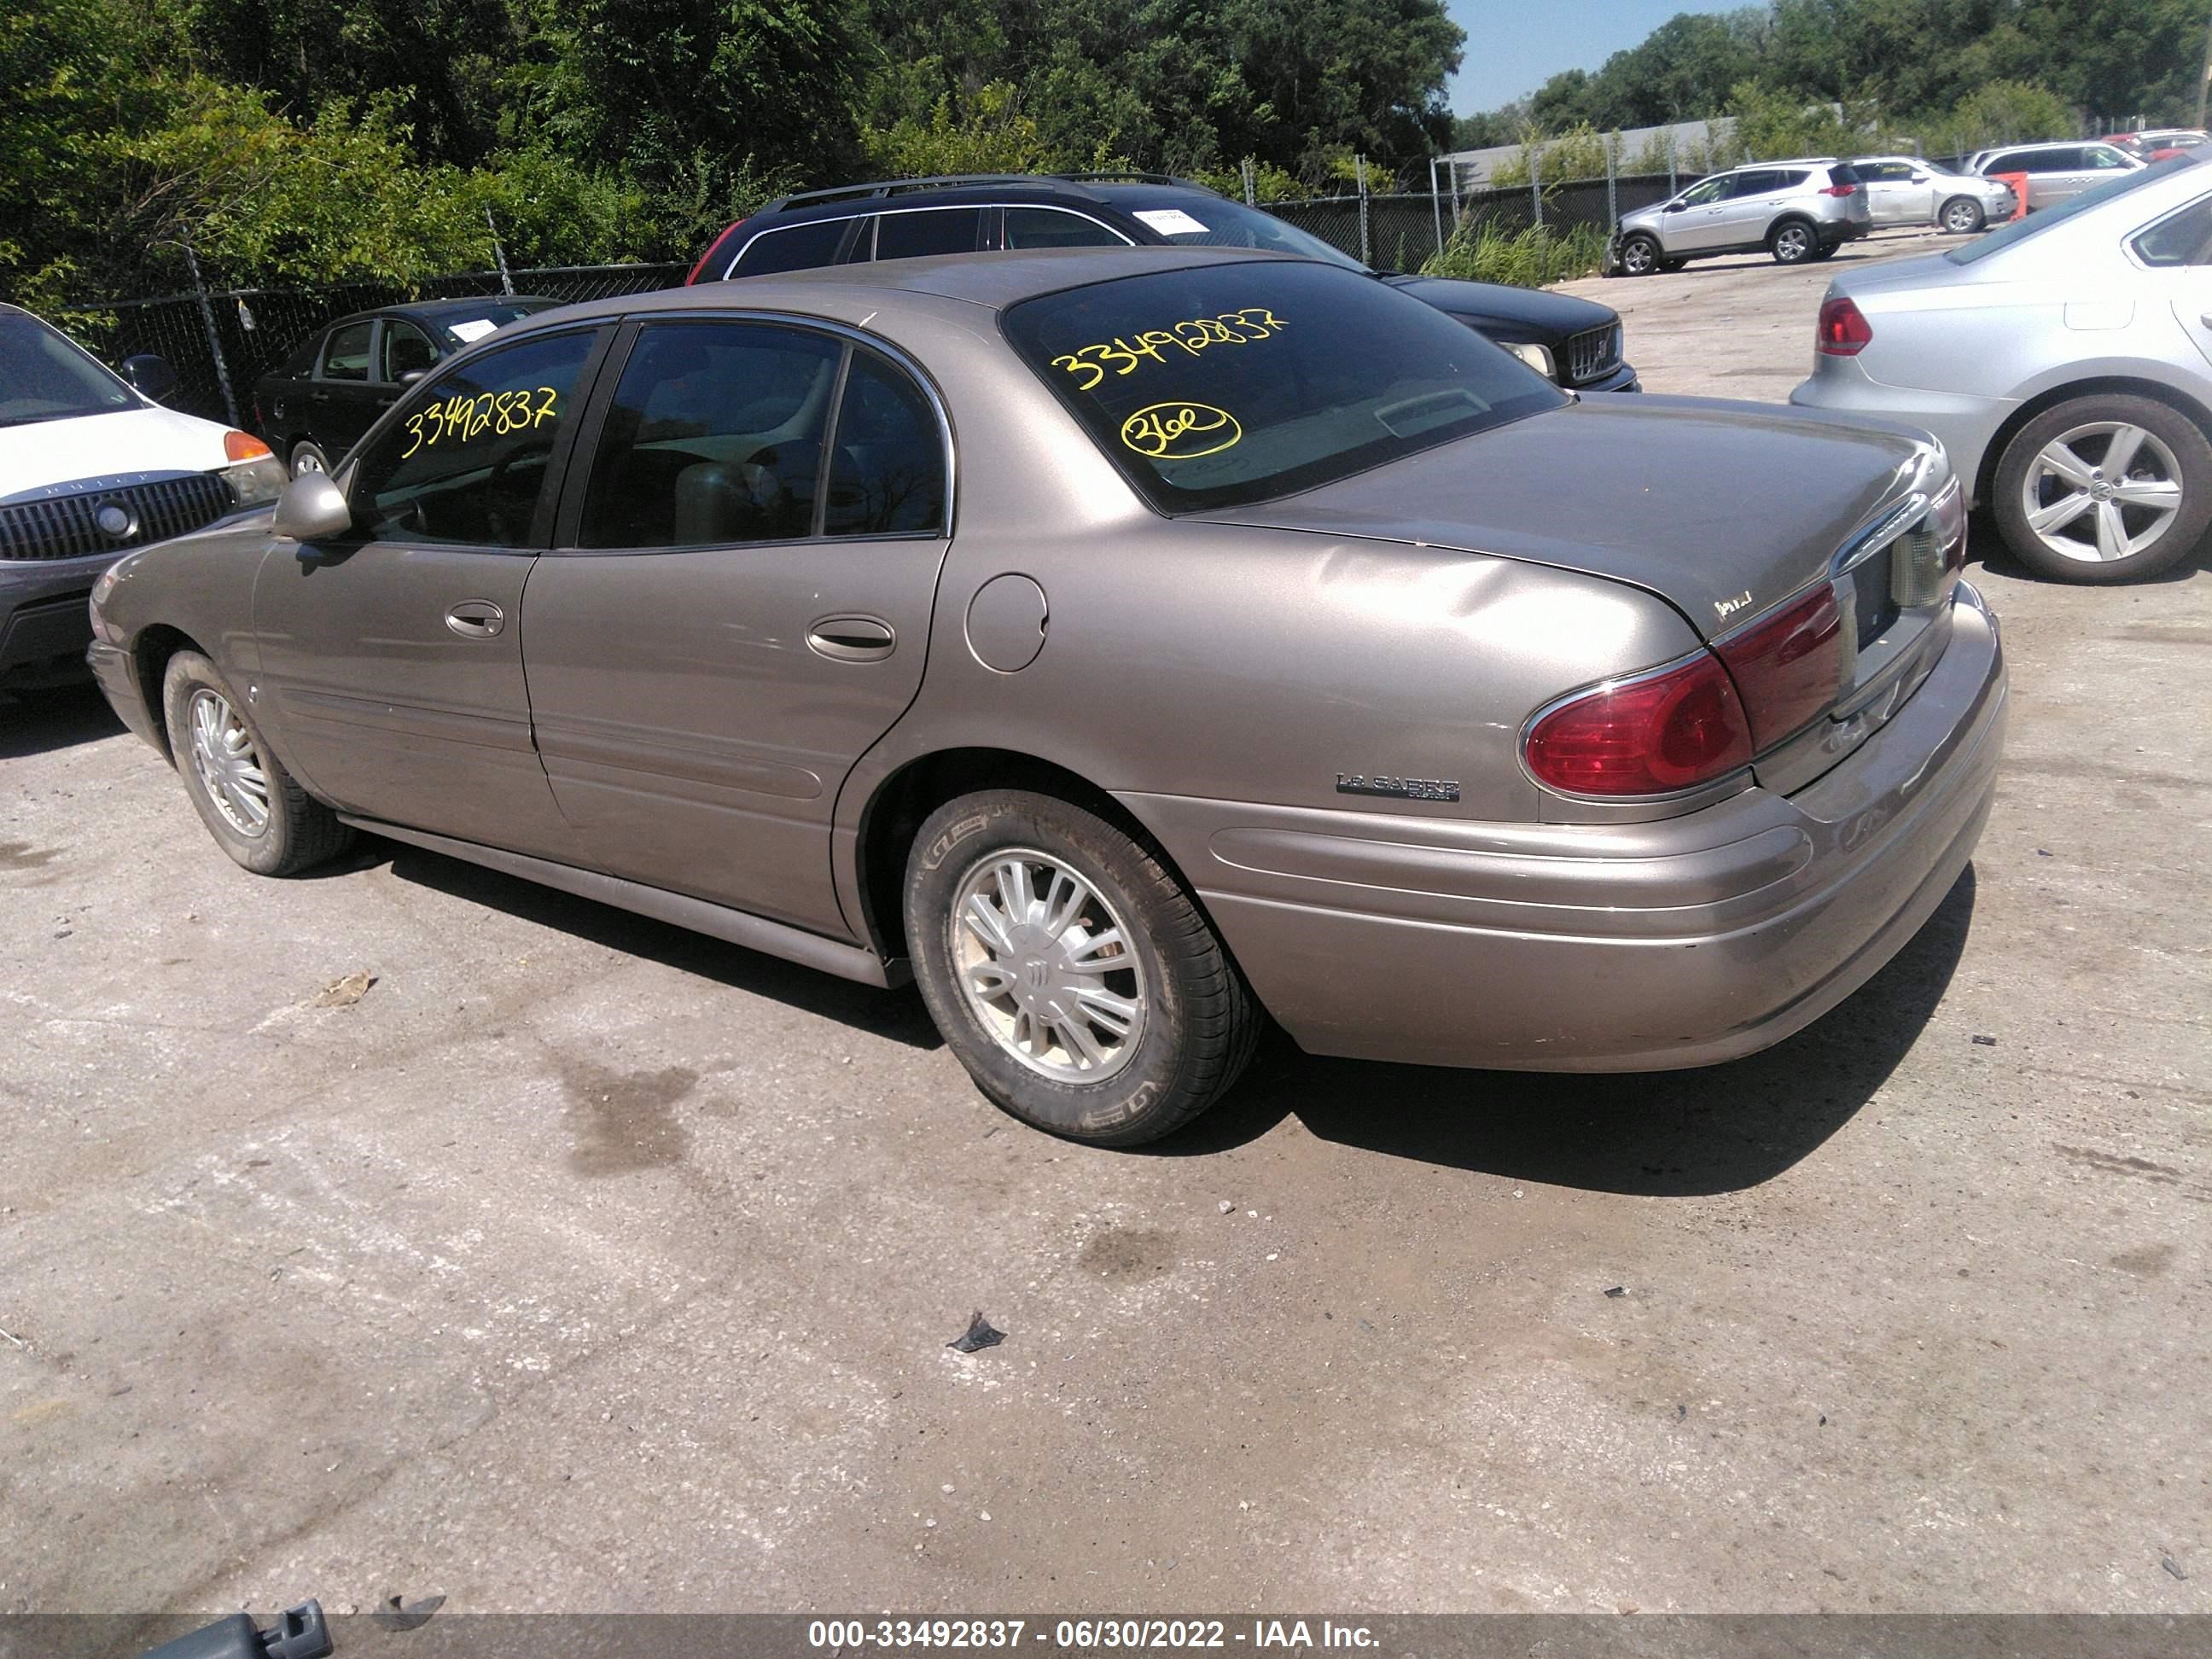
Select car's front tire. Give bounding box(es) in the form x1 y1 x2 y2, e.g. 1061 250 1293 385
1769 218 1818 264
1993 394 2212 584
162 651 352 876
903 789 1260 1146
1617 233 1662 276
1939 196 1986 234
288 441 330 478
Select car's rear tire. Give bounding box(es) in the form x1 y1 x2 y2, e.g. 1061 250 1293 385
1617 233 1662 276
903 789 1260 1146
1769 218 1818 265
162 651 352 876
288 441 330 478
1993 394 2212 584
1939 196 1986 235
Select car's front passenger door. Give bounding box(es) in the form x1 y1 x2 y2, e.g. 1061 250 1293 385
521 318 955 938
1664 175 1738 251
252 326 608 857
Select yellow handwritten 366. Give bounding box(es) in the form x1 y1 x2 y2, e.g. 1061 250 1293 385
1053 309 1288 392
401 385 560 458
1120 403 1242 460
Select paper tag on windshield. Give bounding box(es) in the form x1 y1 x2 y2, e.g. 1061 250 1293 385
1132 208 1211 236
447 318 499 343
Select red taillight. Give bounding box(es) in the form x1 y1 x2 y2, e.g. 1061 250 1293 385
1821 183 1859 197
1714 584 1844 749
1525 653 1754 797
685 219 745 285
1817 295 1872 356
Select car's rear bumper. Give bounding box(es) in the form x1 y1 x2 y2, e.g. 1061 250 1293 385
1123 583 2005 1073
0 554 116 687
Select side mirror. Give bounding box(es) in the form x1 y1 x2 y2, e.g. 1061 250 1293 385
1909 173 1929 183
271 472 352 542
399 368 427 386
120 353 181 405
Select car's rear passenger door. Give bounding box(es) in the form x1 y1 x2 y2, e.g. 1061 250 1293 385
521 317 954 938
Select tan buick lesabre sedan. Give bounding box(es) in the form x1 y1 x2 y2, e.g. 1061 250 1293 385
87 248 2005 1144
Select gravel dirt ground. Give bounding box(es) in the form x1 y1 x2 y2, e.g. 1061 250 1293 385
3 224 2208 1621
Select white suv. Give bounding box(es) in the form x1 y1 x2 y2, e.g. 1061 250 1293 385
1610 159 1872 274
0 306 284 690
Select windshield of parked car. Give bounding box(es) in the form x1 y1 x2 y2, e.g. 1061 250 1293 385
1947 158 2194 265
1124 197 1370 272
1004 258 1565 514
437 300 556 346
0 311 137 429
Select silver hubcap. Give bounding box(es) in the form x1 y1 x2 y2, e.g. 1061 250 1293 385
1943 201 1978 231
2020 422 2184 564
187 688 271 837
1623 240 1655 273
950 850 1145 1082
1778 226 1810 259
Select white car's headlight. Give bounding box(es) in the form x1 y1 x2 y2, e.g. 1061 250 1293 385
1502 341 1556 378
219 430 288 506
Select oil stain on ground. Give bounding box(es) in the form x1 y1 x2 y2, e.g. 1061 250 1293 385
1077 1226 1179 1281
555 1055 698 1176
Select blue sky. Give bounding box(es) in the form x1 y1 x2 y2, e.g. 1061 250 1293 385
1444 0 1712 114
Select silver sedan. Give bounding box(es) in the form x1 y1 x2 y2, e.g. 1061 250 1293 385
1792 157 2212 582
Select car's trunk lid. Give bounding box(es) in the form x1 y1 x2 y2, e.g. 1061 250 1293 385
1195 393 1959 791
1194 394 1924 640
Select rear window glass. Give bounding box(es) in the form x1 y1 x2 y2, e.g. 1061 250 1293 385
731 218 849 278
1950 158 2191 264
1826 165 1860 185
1003 259 1563 515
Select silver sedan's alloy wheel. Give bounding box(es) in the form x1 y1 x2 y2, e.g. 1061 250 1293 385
950 849 1146 1082
187 687 271 836
2019 422 2185 564
1773 223 1813 261
1941 197 1984 233
1619 236 1658 275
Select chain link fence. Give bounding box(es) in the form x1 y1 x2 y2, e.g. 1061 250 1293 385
51 264 688 428
1263 173 1699 269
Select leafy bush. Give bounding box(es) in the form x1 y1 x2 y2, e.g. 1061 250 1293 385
1421 220 1608 288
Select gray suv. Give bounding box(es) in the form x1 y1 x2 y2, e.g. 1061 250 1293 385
1611 159 1871 275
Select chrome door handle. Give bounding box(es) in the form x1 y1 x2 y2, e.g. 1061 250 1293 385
806 615 895 661
445 600 504 638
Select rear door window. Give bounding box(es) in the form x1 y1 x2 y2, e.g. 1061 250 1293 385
871 208 985 260
730 218 851 277
320 321 373 381
2132 195 2212 265
1732 172 1782 196
579 321 841 548
824 352 946 536
2023 148 2081 173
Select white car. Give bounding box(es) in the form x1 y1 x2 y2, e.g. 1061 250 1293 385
1848 155 2015 233
1965 140 2142 212
0 305 284 690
